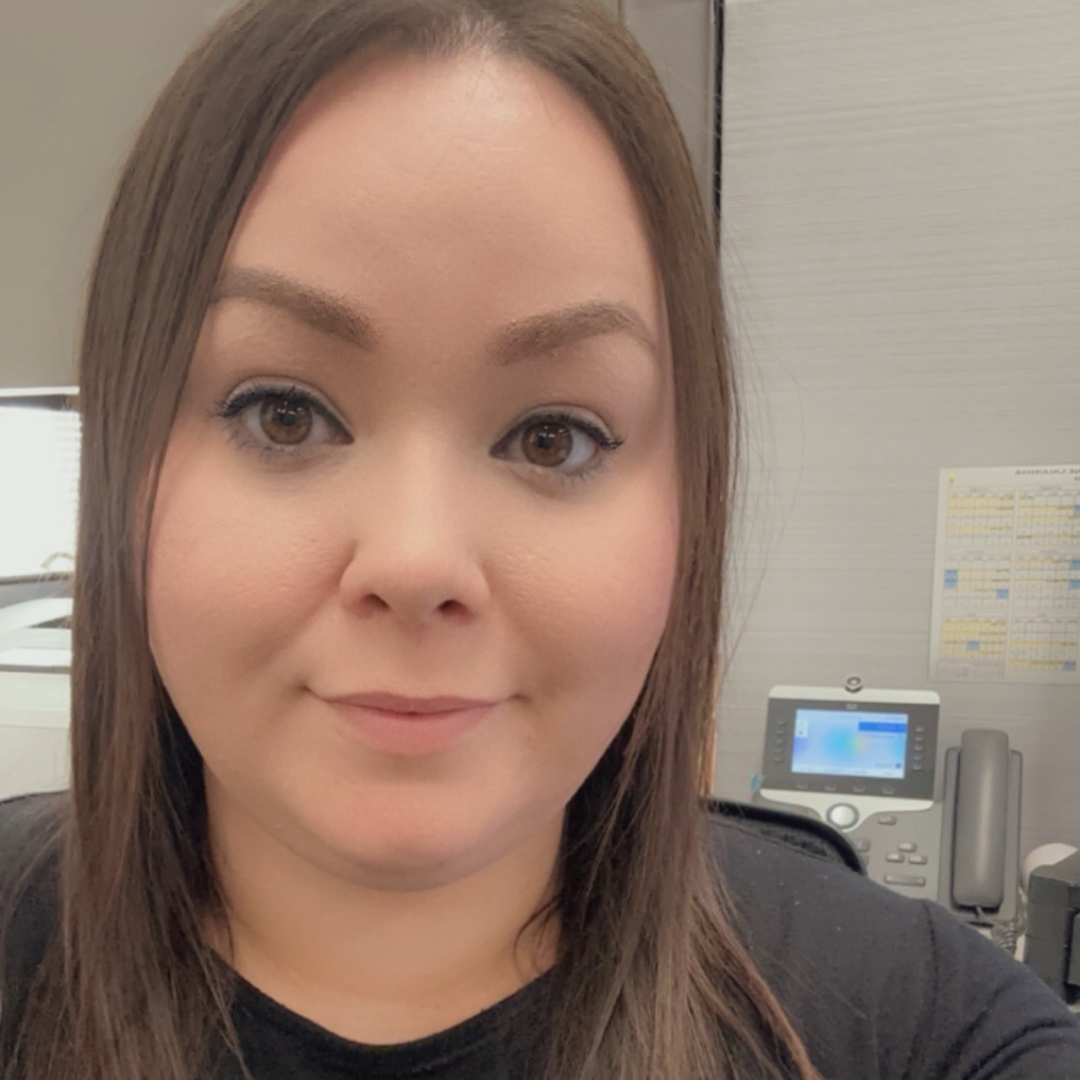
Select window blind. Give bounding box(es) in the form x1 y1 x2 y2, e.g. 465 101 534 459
0 404 80 580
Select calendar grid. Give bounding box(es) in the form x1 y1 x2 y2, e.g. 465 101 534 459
930 466 1080 684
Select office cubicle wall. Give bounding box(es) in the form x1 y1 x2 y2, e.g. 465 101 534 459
620 0 717 215
0 0 232 390
717 0 1080 854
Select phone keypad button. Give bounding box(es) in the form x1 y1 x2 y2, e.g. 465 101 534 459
877 815 898 825
886 853 905 863
884 874 927 888
898 842 917 853
854 839 871 853
908 855 929 865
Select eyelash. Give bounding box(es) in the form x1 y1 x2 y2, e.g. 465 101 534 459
209 382 626 485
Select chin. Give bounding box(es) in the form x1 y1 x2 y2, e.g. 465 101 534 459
308 798 519 890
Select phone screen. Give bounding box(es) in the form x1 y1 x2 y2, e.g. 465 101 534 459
792 709 909 779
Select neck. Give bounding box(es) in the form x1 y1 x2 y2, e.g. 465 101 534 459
204 781 563 1045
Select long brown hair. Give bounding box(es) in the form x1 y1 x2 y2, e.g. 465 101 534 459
1 2 820 1078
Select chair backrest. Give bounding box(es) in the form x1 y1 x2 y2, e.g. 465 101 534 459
706 796 865 875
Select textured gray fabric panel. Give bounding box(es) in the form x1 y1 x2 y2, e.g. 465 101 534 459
716 0 1080 858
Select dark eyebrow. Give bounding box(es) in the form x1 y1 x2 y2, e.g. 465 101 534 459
210 266 659 365
211 267 375 349
491 301 659 367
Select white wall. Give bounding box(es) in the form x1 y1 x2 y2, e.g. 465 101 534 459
717 0 1080 854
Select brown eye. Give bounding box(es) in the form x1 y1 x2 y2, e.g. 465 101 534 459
216 383 349 460
259 396 313 445
500 409 623 483
522 419 574 468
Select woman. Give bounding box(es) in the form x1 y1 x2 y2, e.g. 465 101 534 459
1 1 1078 1078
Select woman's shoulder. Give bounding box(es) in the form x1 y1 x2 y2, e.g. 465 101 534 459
706 808 931 995
707 806 920 929
706 810 1080 1079
0 790 67 854
0 791 66 1022
0 790 67 902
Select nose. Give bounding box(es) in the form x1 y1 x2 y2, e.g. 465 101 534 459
333 439 492 626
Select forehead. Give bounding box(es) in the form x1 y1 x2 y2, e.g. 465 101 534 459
220 49 665 347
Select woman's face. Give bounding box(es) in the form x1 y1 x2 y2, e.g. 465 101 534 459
147 51 679 891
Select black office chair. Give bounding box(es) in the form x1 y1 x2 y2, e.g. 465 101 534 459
706 796 865 874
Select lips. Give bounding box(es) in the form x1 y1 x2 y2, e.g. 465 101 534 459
326 697 497 756
324 692 497 715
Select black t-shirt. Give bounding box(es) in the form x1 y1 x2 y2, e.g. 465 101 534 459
3 791 1079 1078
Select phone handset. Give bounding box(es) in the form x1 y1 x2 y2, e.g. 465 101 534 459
951 729 1010 912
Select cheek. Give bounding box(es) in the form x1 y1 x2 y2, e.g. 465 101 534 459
145 442 336 705
519 474 680 733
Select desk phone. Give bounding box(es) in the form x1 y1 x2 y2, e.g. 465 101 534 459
754 685 1022 928
755 686 943 898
